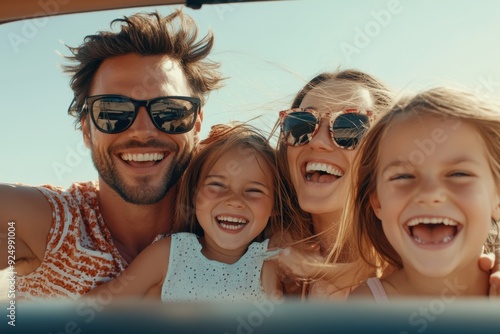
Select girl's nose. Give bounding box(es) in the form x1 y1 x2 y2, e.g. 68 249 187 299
224 192 245 209
415 177 446 205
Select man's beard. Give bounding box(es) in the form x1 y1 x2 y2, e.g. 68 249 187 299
91 140 192 205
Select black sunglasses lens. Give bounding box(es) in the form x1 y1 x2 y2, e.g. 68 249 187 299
90 96 198 134
332 113 369 148
283 111 317 146
150 98 197 134
91 97 135 133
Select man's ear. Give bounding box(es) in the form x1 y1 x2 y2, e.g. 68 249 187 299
81 116 91 148
370 193 383 220
194 108 203 143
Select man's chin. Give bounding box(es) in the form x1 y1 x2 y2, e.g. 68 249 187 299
118 186 168 205
102 175 169 205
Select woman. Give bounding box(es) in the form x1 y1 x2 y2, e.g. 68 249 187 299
274 69 394 298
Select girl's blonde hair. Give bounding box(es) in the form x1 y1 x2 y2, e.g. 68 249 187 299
175 122 298 243
339 87 500 281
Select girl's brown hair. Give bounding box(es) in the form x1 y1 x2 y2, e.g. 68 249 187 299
175 123 298 243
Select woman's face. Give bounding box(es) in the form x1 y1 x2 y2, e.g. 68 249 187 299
286 79 374 222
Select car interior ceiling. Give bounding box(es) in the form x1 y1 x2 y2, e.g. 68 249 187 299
0 0 278 24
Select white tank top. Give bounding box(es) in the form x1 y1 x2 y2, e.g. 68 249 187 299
161 233 271 302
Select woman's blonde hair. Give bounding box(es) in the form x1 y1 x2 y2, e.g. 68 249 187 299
340 87 500 281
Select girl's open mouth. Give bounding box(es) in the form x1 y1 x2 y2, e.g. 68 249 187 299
216 215 248 231
406 217 462 245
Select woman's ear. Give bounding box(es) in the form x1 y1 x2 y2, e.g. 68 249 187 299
370 193 383 220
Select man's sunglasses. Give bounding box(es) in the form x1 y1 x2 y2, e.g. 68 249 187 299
69 94 201 134
279 108 372 149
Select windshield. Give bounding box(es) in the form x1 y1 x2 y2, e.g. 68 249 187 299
1 0 500 187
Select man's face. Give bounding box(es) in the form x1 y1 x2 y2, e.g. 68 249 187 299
82 54 202 204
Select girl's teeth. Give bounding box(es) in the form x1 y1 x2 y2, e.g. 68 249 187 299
407 217 458 226
217 216 247 224
413 234 454 244
219 223 245 230
442 235 453 243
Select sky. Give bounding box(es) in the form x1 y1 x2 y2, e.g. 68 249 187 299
1 0 500 188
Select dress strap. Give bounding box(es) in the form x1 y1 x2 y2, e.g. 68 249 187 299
366 277 389 303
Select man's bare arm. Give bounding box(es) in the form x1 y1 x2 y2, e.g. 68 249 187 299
0 184 52 274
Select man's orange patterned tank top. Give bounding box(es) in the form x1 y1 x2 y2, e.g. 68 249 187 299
16 182 127 301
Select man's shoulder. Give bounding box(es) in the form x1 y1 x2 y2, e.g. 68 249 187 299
38 181 98 194
33 181 101 224
37 181 99 203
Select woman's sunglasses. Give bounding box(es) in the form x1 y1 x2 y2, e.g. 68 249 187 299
68 94 201 134
279 108 372 149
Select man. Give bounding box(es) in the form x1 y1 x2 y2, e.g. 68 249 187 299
0 10 223 300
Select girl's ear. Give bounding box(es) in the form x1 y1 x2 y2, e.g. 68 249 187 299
370 193 383 220
492 187 500 221
271 207 279 217
493 199 500 221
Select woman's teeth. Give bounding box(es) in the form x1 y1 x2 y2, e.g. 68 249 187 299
305 162 343 176
305 162 343 182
